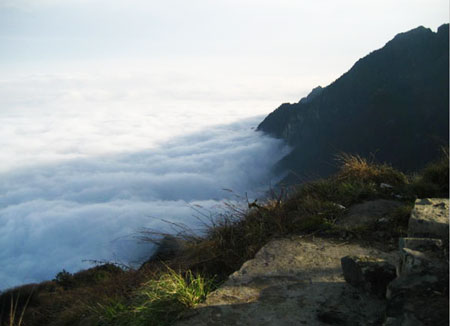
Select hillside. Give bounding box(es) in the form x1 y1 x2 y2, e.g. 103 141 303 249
1 152 448 326
258 24 449 181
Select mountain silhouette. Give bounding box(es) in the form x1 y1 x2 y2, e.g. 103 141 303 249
258 24 449 182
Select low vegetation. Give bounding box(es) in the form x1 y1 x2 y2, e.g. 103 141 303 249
92 268 214 326
1 151 448 326
410 147 449 198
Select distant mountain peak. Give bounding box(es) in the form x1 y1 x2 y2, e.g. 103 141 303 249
258 24 449 182
299 86 323 104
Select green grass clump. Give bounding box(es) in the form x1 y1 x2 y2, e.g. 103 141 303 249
94 268 215 326
133 269 213 324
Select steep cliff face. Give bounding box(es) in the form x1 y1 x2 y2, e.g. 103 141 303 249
258 24 449 181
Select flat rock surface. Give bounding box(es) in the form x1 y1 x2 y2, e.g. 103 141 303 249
176 237 398 326
408 198 449 240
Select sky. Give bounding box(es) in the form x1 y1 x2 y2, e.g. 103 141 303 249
0 0 448 289
1 0 448 84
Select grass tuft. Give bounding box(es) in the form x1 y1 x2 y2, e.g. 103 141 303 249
93 267 215 326
335 153 408 186
134 269 213 318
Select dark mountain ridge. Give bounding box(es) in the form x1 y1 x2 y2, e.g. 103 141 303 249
258 24 449 181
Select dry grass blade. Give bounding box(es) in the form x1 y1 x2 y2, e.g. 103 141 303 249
335 152 407 186
7 288 33 326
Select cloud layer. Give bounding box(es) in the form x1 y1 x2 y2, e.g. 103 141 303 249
0 115 288 290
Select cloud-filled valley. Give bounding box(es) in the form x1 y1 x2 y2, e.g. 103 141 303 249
0 118 288 289
0 72 290 290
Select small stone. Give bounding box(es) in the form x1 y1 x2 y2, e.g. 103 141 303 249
334 203 346 210
380 183 394 189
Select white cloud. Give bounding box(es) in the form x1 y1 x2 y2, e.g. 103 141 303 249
0 69 303 172
0 71 292 290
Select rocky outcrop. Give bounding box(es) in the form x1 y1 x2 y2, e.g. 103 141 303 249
384 198 449 326
340 198 449 325
175 237 398 326
174 198 448 325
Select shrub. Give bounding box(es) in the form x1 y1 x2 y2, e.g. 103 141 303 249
411 148 449 197
54 270 74 290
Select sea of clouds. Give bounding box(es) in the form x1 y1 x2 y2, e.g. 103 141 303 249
0 70 291 290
